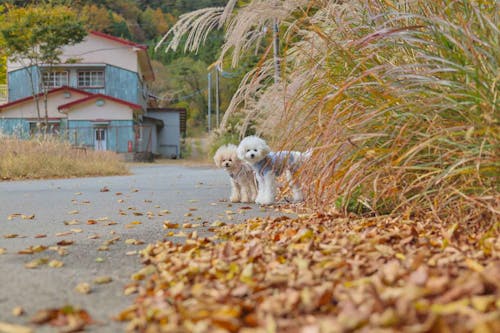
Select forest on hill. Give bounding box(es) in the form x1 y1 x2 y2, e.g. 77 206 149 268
0 0 240 134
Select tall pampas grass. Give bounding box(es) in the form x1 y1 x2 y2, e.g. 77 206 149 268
157 0 499 223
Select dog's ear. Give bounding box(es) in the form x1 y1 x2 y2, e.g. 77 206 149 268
261 141 271 155
236 144 245 160
213 149 222 167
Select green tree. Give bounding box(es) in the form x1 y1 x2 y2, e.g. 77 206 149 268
0 3 87 129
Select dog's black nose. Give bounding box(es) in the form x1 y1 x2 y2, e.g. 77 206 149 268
250 153 255 158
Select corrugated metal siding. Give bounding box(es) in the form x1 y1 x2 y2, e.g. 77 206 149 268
67 119 134 153
0 118 30 138
105 65 143 107
7 67 40 102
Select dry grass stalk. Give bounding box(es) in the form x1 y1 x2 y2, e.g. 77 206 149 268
0 137 128 180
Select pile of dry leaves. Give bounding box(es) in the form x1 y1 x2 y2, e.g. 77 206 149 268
118 212 499 332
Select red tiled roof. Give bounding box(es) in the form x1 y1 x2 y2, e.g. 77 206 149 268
58 93 142 111
0 86 93 110
89 31 147 50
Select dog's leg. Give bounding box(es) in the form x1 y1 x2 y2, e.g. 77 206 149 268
230 178 241 202
286 169 304 202
240 182 250 202
255 174 265 204
250 179 258 202
257 172 276 205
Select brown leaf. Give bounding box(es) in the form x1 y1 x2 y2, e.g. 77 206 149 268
57 240 74 246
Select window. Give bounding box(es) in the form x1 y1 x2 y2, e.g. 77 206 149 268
42 71 68 88
29 122 60 136
78 70 104 88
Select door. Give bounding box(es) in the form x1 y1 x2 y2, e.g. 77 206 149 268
94 127 107 151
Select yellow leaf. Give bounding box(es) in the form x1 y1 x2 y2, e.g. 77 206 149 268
471 295 495 312
12 306 24 316
25 258 49 269
431 299 469 314
465 258 484 273
48 260 64 268
0 322 32 333
75 283 91 294
93 276 113 284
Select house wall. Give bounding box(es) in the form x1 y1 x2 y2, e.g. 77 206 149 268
65 99 133 121
7 34 139 74
0 91 89 119
7 64 144 108
6 66 39 102
0 118 30 137
147 110 181 158
105 65 144 108
67 119 134 153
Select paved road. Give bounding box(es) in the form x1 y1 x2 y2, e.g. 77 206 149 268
0 164 277 332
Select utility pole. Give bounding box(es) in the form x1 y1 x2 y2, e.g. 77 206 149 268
215 65 220 127
207 72 212 132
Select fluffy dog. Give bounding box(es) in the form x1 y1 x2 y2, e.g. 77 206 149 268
214 144 258 203
237 136 310 205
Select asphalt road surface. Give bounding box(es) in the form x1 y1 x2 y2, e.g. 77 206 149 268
0 164 278 332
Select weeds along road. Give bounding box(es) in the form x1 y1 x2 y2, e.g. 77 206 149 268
0 164 278 332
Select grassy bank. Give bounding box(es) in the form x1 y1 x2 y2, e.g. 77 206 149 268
0 137 128 180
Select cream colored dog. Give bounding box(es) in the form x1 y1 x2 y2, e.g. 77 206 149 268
214 144 258 203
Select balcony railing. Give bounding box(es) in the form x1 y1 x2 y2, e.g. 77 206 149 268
0 84 7 104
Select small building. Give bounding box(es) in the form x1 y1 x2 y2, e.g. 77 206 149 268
0 31 184 159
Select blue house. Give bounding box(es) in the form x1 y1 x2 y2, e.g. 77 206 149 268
0 31 185 158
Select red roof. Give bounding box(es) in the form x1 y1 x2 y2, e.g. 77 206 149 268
58 93 142 111
89 31 147 50
0 86 93 110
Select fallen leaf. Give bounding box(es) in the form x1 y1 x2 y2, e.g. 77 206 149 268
34 234 47 238
75 283 91 294
0 248 6 255
163 221 179 229
18 245 48 254
55 231 73 237
25 258 49 269
12 306 24 316
93 276 112 284
68 210 79 215
3 234 19 239
0 321 32 333
56 240 74 246
21 214 35 220
48 260 64 268
125 239 144 245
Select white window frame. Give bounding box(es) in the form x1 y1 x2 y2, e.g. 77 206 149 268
42 70 68 88
78 70 105 88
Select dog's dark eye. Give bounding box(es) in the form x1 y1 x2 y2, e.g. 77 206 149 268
246 149 250 152
228 159 232 162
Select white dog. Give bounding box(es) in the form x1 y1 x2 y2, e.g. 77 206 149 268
214 144 258 203
237 136 310 205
